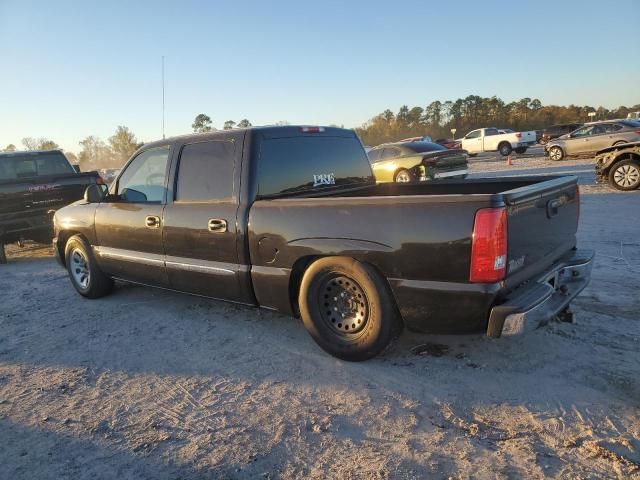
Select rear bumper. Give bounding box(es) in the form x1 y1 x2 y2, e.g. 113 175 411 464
486 249 594 337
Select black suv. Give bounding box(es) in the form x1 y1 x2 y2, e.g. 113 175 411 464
539 123 583 145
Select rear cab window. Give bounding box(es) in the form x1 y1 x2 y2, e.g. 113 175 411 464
174 140 235 202
254 128 374 197
0 151 74 180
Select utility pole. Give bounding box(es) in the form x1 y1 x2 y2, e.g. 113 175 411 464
162 56 165 139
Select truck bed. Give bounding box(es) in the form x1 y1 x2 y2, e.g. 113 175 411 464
248 175 580 333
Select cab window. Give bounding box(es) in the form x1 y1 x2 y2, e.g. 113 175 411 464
175 140 235 202
115 147 170 203
465 130 481 139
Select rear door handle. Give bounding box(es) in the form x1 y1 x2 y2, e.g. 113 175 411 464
208 218 227 233
145 215 161 228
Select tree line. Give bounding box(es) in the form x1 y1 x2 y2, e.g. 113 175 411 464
1 126 143 171
4 100 638 168
354 96 640 146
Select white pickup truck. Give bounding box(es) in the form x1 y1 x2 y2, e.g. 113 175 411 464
461 127 537 156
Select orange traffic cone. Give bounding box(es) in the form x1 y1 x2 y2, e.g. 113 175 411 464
506 154 513 166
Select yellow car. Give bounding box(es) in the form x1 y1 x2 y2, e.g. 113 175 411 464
368 141 468 183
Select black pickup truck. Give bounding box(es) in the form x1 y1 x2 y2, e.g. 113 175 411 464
0 150 103 263
52 126 594 360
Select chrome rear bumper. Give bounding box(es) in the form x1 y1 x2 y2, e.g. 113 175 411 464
487 249 594 337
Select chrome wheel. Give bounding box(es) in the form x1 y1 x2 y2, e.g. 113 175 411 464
318 275 368 334
613 164 640 188
70 248 90 289
395 170 411 183
549 147 563 161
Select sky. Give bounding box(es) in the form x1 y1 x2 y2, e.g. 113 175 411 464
1 0 638 153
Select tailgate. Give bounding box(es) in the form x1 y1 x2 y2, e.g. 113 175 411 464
502 176 579 283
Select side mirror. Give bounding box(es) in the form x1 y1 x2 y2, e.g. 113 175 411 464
84 184 107 203
72 164 81 173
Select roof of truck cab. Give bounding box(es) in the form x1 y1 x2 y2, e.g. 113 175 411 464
140 125 356 150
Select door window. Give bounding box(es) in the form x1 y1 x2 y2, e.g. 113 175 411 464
572 126 597 137
602 123 623 133
175 140 235 202
116 147 170 203
465 130 481 139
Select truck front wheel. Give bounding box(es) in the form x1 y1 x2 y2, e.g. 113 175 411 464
498 143 512 156
298 257 401 361
65 235 114 298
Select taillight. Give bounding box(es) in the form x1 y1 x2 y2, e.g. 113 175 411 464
96 176 105 185
515 132 522 138
470 207 507 283
301 126 325 133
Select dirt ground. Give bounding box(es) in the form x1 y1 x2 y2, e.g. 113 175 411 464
1 155 639 479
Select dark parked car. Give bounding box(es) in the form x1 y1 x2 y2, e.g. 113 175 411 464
595 141 640 191
0 149 102 263
368 141 468 182
435 138 462 150
539 123 583 145
53 126 593 361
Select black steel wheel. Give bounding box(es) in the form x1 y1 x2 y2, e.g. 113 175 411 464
299 257 401 361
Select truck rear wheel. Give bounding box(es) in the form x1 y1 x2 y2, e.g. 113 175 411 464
65 235 114 298
498 143 512 156
298 257 401 361
514 147 527 154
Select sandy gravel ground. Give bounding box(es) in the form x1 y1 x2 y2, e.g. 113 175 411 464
1 156 639 479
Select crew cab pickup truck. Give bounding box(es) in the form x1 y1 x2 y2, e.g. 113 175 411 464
53 126 594 361
0 150 102 263
461 127 537 156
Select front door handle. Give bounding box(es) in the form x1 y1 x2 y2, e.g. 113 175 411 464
145 215 161 228
208 218 227 233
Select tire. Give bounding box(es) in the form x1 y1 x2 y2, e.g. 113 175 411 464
65 235 114 298
394 169 413 183
548 146 564 161
514 147 527 154
467 153 478 157
498 143 512 156
608 158 640 191
298 257 401 361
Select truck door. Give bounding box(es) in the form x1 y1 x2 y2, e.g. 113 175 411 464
94 146 171 286
162 137 250 303
463 129 482 153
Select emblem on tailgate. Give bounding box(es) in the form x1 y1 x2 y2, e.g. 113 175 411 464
508 255 525 273
313 173 335 187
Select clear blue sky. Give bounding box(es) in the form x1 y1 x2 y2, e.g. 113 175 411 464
1 0 638 153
